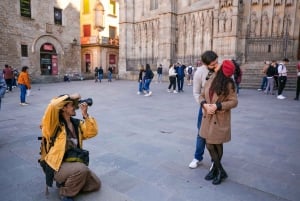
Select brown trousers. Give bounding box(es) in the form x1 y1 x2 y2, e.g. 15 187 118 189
54 162 101 197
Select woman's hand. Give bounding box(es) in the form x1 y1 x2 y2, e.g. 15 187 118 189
203 104 217 115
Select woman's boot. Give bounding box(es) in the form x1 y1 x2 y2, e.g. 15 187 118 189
204 163 217 180
212 167 222 185
220 164 228 179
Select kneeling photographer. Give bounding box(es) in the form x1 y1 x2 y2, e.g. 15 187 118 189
40 93 100 201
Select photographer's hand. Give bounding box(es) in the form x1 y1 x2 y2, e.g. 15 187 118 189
79 102 89 119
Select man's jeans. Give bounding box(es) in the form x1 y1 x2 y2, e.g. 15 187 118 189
194 107 205 161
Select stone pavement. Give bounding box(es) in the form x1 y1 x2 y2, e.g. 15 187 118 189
0 79 299 201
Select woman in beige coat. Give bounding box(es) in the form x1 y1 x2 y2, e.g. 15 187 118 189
199 60 238 185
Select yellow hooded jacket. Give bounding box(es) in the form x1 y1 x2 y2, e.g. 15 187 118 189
41 95 98 171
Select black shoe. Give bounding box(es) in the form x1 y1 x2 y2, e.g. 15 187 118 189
212 169 222 185
294 97 299 100
204 163 217 180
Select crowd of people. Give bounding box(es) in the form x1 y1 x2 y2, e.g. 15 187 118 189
257 58 299 100
0 64 31 109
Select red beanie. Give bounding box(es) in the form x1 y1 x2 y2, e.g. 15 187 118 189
222 60 235 77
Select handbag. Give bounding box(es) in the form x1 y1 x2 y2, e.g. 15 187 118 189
64 147 89 166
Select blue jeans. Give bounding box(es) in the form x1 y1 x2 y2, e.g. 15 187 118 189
19 84 27 103
138 81 144 92
144 79 152 92
98 74 103 82
194 107 205 161
108 72 112 82
260 76 267 90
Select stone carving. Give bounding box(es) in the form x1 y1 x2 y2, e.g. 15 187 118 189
283 14 291 36
272 12 281 36
220 0 233 7
261 12 269 37
219 11 226 32
225 9 232 32
286 0 293 6
262 0 270 5
275 0 282 6
250 11 258 36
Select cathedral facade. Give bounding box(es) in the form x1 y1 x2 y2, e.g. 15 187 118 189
118 0 300 81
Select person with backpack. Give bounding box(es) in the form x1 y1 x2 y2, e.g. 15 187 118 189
39 93 101 201
186 64 194 86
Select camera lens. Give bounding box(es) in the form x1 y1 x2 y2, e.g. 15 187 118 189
79 98 93 106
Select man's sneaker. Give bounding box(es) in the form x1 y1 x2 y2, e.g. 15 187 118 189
277 95 286 99
173 90 178 93
20 102 29 106
189 158 201 169
144 91 152 97
257 88 262 91
137 91 141 95
167 89 171 93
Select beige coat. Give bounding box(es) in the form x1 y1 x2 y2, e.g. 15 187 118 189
199 76 238 144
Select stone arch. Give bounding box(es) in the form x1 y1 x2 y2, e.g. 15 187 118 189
32 34 64 54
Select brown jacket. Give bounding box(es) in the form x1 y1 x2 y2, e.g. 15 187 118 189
199 76 238 144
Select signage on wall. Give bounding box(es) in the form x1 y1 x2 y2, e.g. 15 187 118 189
109 55 116 64
43 44 53 51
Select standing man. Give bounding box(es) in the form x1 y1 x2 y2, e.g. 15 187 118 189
3 64 14 92
40 93 101 201
175 62 186 92
189 50 218 173
294 61 300 100
277 58 289 99
157 64 163 83
108 66 113 82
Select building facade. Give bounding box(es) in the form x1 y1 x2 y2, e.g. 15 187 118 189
0 0 81 82
80 0 119 76
118 0 300 82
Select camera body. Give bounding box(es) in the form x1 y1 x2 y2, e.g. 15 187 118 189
78 98 93 106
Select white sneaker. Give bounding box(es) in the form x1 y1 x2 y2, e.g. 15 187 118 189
173 90 178 93
188 158 201 169
20 102 29 106
277 95 286 99
137 91 141 95
167 89 171 93
144 92 152 97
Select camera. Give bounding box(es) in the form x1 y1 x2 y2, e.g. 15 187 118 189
78 98 93 106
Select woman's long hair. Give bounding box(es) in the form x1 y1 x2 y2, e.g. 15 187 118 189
210 69 235 97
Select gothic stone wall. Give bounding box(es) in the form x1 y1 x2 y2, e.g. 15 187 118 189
118 0 299 80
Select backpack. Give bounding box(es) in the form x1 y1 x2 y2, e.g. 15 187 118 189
188 67 193 74
38 126 61 191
